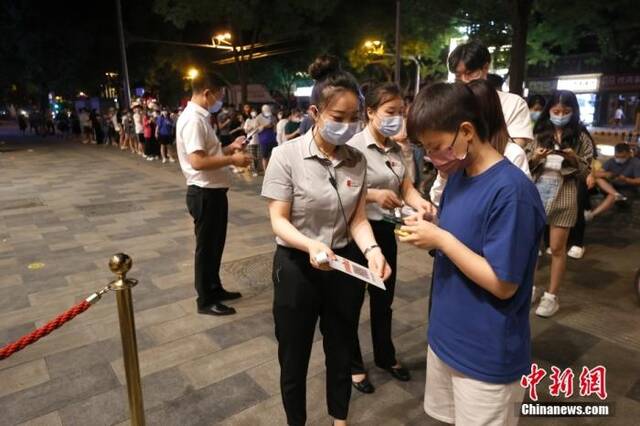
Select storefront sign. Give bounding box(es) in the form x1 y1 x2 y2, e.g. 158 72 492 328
600 74 640 92
528 79 557 94
556 75 600 93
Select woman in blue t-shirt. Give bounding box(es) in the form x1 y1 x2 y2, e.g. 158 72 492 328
399 82 546 425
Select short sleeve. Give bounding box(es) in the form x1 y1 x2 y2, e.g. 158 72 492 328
505 96 534 141
504 143 531 179
182 119 207 155
261 148 293 202
429 173 447 207
483 199 542 286
602 159 614 172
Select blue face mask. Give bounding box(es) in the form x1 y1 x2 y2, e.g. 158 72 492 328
320 119 360 146
208 100 223 114
550 112 572 127
377 115 403 137
530 111 542 122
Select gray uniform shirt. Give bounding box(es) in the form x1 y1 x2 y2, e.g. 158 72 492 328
261 129 367 249
348 126 406 221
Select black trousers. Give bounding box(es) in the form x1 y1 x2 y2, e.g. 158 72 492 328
273 244 365 425
569 178 591 247
351 220 398 374
144 136 158 157
186 186 228 309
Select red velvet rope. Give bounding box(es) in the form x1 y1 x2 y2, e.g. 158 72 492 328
0 300 91 360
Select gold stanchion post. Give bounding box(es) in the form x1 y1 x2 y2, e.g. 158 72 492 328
109 253 145 426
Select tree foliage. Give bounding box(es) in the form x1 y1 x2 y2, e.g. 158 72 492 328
0 0 119 107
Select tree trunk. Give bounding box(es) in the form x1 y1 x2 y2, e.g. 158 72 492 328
239 61 248 105
244 27 259 105
508 0 532 96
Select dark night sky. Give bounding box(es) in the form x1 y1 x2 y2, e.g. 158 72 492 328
1 0 223 98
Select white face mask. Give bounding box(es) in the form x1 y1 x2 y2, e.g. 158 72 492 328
550 112 572 127
319 119 360 146
376 115 403 137
250 111 257 118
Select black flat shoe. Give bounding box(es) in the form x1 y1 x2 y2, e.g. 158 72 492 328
214 289 242 301
198 302 236 316
352 377 375 394
385 366 411 382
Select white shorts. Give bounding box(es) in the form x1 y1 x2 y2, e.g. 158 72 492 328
424 346 525 425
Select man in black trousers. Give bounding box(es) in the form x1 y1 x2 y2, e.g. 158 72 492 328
176 72 251 315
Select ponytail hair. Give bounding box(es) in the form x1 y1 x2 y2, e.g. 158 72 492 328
466 79 510 154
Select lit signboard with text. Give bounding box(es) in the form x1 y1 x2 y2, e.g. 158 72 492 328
556 75 600 93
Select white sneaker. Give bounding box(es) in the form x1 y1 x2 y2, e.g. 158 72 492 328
537 250 542 257
536 292 559 317
567 246 585 259
584 210 594 222
169 157 176 163
546 247 552 255
142 154 147 159
252 172 259 177
162 158 167 164
146 156 153 161
531 285 539 305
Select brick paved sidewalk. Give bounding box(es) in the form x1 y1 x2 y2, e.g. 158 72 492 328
1 130 639 425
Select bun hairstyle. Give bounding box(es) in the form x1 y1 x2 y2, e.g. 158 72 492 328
308 54 341 81
364 82 402 122
308 54 360 109
407 82 488 143
466 79 510 154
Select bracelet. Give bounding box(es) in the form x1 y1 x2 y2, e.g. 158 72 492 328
363 244 380 257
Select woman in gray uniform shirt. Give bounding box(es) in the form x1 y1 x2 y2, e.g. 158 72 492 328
347 82 436 393
261 56 391 426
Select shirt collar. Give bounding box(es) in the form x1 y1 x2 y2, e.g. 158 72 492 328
364 125 400 153
187 101 210 118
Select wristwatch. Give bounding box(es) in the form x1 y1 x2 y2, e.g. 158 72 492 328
364 244 380 257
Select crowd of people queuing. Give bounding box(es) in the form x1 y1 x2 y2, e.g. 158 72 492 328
19 99 312 172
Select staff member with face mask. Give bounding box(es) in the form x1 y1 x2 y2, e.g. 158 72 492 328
347 82 436 394
176 72 252 316
262 55 391 426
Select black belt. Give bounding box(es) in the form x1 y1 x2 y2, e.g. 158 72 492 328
187 185 228 193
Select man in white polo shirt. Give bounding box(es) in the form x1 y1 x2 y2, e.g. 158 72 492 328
177 72 251 316
448 41 533 148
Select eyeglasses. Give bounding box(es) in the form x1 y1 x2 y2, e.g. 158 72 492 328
455 69 483 82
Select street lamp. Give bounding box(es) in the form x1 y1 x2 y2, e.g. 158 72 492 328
186 68 199 80
363 40 384 56
212 32 233 50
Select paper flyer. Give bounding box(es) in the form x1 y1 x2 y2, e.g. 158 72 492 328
328 255 386 290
